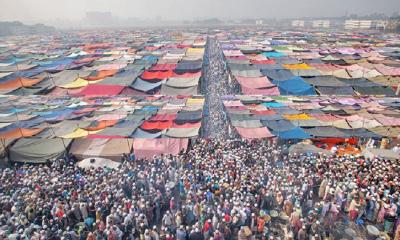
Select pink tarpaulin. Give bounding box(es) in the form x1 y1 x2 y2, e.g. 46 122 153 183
172 121 202 128
235 76 275 89
150 64 177 71
376 116 400 126
48 87 83 96
150 114 177 121
76 85 125 96
235 127 274 139
241 86 280 95
132 138 189 159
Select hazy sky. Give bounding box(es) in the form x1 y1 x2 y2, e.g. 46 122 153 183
1 0 399 23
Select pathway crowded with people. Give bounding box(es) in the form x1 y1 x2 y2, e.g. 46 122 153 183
202 37 237 139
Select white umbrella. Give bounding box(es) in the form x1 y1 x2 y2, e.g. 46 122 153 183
78 157 120 170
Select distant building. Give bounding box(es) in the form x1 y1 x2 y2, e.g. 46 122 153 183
312 20 330 28
374 20 388 30
255 20 263 25
291 20 305 27
344 20 372 29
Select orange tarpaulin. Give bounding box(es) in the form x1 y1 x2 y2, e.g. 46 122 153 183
0 77 44 90
141 120 173 130
83 43 111 50
85 70 118 81
141 70 174 80
0 128 43 139
84 120 118 131
337 146 361 156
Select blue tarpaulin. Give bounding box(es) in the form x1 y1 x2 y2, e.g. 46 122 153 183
262 51 286 58
273 77 316 95
272 127 310 139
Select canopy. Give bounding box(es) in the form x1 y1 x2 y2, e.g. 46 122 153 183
271 127 311 139
165 127 200 138
132 138 188 159
362 148 399 160
70 138 133 161
235 126 274 139
274 77 316 95
77 84 124 96
9 138 72 163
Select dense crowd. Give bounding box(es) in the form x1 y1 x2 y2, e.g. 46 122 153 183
202 38 237 139
0 138 399 239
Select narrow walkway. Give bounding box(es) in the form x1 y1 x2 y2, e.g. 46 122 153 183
201 37 235 139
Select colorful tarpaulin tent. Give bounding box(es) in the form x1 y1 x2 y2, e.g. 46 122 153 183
9 138 72 163
235 126 274 139
132 138 188 159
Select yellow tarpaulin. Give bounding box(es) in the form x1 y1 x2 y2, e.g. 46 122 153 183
283 113 313 120
60 78 89 89
60 128 101 139
186 98 205 105
282 63 313 70
187 48 205 54
60 78 102 89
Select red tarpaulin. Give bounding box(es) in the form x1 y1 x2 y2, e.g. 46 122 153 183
141 120 173 130
250 59 276 64
150 64 177 71
250 109 276 115
132 138 188 159
150 114 177 121
141 70 174 80
77 85 124 96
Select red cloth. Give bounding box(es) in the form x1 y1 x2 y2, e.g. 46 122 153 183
77 85 124 96
150 114 177 121
141 120 173 130
150 64 177 71
141 70 174 80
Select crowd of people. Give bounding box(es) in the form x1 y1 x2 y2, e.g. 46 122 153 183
202 37 237 139
0 138 399 239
